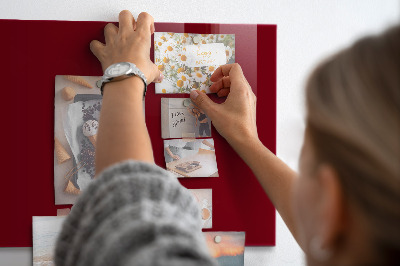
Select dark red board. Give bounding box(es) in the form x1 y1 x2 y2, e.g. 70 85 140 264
0 19 276 247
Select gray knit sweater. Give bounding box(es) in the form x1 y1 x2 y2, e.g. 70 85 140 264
55 160 217 266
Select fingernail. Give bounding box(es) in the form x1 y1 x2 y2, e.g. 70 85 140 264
156 72 164 83
190 89 199 100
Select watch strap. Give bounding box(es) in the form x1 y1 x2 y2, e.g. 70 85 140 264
98 62 148 98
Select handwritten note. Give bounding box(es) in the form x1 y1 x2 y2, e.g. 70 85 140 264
168 105 195 137
171 111 186 128
184 43 226 67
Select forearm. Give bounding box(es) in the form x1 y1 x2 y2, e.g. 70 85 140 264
95 77 153 174
229 136 299 241
165 147 174 157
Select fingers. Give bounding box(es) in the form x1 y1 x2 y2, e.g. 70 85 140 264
104 23 118 44
209 76 231 93
210 63 243 82
210 63 250 96
151 63 165 83
118 10 135 35
89 40 105 60
190 90 217 116
217 88 230 97
136 12 154 37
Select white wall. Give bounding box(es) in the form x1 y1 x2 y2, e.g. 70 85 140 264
0 1 398 265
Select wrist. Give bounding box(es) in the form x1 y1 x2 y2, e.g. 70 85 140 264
228 130 262 153
102 76 145 98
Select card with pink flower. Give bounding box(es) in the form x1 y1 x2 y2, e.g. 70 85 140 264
154 32 235 93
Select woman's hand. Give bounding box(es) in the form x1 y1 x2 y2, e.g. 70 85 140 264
90 10 163 83
172 155 181 160
190 63 258 147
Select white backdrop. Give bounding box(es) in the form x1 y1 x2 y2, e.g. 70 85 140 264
0 1 398 265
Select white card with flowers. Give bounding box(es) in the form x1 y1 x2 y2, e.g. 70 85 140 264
154 32 235 94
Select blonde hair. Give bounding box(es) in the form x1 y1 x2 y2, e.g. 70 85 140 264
305 25 400 263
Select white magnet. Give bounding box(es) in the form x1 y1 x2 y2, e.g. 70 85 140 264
183 98 192 107
214 235 222 244
193 35 201 44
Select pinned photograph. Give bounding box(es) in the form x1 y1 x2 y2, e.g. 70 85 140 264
54 75 146 204
33 216 66 266
189 189 212 228
54 75 102 205
204 232 246 266
161 98 211 139
164 138 218 177
154 32 235 93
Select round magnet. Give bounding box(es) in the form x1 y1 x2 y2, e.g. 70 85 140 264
183 98 192 107
193 35 201 44
214 235 222 244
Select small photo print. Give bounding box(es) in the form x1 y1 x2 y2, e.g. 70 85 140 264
189 189 212 228
163 138 218 177
154 32 235 94
54 75 102 205
161 98 211 139
54 75 145 205
33 216 66 266
204 232 246 266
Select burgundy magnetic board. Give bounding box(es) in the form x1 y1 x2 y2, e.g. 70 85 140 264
0 19 276 247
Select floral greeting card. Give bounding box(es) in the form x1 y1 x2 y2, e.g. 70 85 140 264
154 32 235 93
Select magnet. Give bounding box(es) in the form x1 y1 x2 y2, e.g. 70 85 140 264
183 98 192 107
193 35 201 44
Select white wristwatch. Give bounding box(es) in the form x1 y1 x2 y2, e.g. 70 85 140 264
96 62 148 97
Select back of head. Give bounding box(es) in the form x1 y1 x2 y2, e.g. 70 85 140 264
305 25 400 264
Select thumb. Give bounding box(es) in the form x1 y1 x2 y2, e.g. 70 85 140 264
190 90 216 114
150 63 164 83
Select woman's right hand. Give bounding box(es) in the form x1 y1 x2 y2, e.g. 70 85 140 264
189 63 258 147
90 10 163 84
172 154 181 160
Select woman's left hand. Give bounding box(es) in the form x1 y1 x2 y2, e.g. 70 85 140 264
90 10 163 83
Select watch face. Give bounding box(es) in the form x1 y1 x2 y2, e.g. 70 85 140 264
106 62 131 77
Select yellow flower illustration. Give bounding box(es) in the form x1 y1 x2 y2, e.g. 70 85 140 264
154 32 235 94
194 71 207 83
177 79 184 88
